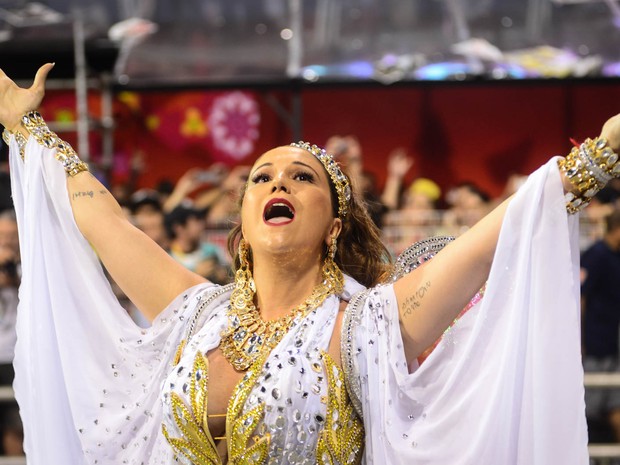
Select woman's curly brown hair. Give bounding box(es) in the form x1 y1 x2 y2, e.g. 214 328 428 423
227 151 393 288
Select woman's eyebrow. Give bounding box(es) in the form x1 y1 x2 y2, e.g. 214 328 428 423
292 161 320 178
250 162 272 177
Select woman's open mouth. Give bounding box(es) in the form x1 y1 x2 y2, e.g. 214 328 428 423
263 198 295 225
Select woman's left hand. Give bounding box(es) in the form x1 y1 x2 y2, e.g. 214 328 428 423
600 113 620 153
0 63 54 132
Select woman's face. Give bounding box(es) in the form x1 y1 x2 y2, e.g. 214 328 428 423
241 146 341 264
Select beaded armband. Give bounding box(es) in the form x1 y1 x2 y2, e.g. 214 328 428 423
2 128 28 161
19 111 89 177
558 137 620 214
389 236 456 282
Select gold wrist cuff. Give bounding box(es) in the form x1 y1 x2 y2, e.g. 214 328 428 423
558 137 620 214
2 128 28 161
19 111 89 177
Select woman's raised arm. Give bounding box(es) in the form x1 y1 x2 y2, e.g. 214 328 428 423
394 113 620 364
0 64 206 320
66 173 206 319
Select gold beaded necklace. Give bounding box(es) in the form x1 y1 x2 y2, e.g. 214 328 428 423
220 239 344 371
220 280 337 371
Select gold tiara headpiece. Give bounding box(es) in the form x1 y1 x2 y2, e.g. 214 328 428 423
290 141 352 218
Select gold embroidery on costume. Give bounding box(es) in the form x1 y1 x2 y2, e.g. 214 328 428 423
317 353 364 465
173 339 187 366
162 352 220 464
163 352 271 465
162 350 363 464
226 356 270 464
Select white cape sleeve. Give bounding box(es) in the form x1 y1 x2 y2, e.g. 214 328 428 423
344 158 588 464
8 136 210 465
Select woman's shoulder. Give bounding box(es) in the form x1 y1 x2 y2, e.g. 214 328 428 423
177 281 234 337
152 281 232 328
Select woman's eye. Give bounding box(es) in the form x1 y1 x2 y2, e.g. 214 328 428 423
252 173 270 183
294 172 314 182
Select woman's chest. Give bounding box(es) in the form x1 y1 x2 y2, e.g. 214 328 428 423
161 305 363 464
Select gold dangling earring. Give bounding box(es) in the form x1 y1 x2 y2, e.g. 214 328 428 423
329 236 337 261
322 236 344 294
231 238 256 311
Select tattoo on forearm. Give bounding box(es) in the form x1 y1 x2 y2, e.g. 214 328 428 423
402 281 431 318
71 189 107 200
72 191 94 200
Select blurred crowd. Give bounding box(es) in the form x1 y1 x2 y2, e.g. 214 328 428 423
0 135 620 456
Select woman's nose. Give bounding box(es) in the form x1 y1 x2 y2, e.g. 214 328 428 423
272 179 289 193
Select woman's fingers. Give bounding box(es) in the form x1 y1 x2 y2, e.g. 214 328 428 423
30 62 54 94
601 114 620 152
0 63 54 130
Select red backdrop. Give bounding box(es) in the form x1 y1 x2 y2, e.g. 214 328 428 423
38 81 620 198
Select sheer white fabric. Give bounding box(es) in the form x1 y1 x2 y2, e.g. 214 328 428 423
9 137 211 464
346 158 588 464
9 134 587 465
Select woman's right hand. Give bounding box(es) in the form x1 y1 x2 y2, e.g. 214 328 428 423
0 63 54 132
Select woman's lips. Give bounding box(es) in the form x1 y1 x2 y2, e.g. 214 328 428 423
263 198 295 225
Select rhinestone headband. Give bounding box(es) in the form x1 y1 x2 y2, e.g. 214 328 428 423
290 141 352 218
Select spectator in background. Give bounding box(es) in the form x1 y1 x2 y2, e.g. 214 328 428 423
380 147 415 211
130 189 163 216
325 135 387 227
381 149 444 253
358 170 387 228
162 164 249 228
109 183 133 211
596 178 620 206
129 189 169 251
582 178 620 246
162 165 228 214
155 179 175 209
200 165 251 227
442 181 491 235
0 209 23 456
581 208 620 444
403 178 442 210
325 135 364 190
103 150 146 212
379 148 443 214
492 174 527 206
164 202 230 284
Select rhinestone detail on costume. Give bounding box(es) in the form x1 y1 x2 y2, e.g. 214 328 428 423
19 111 89 176
316 354 364 465
220 250 344 372
162 290 364 464
162 352 220 464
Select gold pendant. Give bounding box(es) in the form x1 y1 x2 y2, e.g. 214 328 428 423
220 273 343 371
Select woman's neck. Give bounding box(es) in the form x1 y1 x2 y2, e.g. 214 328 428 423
251 252 323 320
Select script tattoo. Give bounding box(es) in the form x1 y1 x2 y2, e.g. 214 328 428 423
71 189 107 200
402 281 431 318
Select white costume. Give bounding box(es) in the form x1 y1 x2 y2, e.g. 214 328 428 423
8 135 588 464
